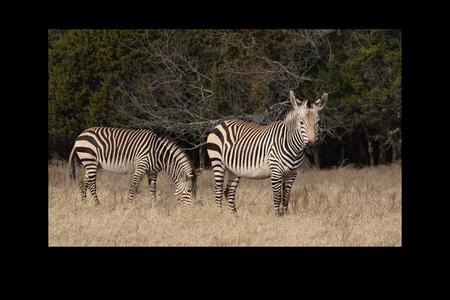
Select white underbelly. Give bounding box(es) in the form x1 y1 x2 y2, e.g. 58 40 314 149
227 162 271 179
100 161 134 174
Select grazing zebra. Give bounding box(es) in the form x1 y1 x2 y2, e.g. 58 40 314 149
68 127 198 205
206 90 327 216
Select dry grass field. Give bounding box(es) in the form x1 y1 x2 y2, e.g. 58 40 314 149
48 162 401 246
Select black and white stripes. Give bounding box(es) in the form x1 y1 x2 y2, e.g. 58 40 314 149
206 90 327 216
68 127 196 205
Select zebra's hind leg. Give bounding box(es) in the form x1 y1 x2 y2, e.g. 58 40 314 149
128 165 147 202
87 179 100 206
281 170 297 216
80 172 89 202
147 172 157 202
224 173 240 214
211 161 226 210
85 168 100 206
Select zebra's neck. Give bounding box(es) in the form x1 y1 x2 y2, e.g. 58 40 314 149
283 117 306 157
157 137 192 183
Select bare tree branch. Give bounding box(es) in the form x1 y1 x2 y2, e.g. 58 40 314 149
114 29 344 148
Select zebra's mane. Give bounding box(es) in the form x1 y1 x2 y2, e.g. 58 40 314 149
284 108 300 123
284 106 312 124
157 135 194 177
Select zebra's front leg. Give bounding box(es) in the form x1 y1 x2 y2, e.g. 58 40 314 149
281 170 297 216
128 167 146 202
270 170 284 217
147 172 157 202
224 173 240 214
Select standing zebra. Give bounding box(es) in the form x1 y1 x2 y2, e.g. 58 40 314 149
207 90 327 216
68 127 198 205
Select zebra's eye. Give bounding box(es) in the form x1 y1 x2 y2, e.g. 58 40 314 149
300 121 304 126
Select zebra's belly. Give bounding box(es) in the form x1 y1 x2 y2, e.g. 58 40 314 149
99 160 134 174
227 162 272 179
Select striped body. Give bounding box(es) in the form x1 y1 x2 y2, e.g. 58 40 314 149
207 90 327 216
208 120 305 179
69 127 196 205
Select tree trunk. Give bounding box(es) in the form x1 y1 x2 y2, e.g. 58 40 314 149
392 143 401 161
340 143 345 166
379 145 387 165
363 127 374 166
199 146 204 170
313 149 320 168
349 132 353 163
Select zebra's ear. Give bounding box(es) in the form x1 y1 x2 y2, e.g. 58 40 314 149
289 90 299 109
301 98 309 108
313 93 328 111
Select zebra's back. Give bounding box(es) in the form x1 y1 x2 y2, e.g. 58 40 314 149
74 127 156 173
207 120 285 178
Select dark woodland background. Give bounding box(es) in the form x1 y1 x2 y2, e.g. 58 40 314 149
48 29 401 169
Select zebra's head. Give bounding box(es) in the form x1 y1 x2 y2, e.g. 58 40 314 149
175 168 201 205
289 90 328 154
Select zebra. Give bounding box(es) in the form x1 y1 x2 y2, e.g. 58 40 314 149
206 90 327 216
68 127 198 205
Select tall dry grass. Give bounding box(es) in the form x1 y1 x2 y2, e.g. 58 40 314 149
48 162 401 246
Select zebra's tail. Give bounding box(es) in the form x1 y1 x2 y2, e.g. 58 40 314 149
68 145 76 180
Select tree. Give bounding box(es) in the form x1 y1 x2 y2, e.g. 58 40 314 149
113 29 338 168
314 29 402 165
48 29 402 168
48 29 142 157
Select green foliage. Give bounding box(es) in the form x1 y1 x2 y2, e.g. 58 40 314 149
48 29 142 141
315 30 401 146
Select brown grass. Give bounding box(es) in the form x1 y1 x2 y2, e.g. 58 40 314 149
48 162 401 246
